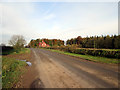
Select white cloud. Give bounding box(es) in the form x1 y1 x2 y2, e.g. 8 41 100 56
0 2 118 45
43 14 56 20
36 18 117 41
1 0 119 2
1 3 37 45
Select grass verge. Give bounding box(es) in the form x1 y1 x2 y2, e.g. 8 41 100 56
0 56 2 89
2 48 30 88
46 49 119 64
2 57 26 88
11 48 30 55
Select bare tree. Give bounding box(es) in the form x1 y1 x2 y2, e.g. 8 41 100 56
0 43 6 46
9 35 26 49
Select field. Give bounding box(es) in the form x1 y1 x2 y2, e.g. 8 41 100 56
2 48 30 88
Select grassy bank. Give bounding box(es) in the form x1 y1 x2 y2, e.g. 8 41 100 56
2 48 30 88
46 49 119 64
2 57 26 88
0 56 2 89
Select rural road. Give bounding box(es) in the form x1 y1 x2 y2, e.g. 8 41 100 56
30 48 119 88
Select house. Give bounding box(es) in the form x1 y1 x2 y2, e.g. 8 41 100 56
39 40 50 47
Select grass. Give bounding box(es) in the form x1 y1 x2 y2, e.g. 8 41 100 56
46 49 120 64
2 57 27 88
2 48 30 88
12 48 30 54
0 56 2 89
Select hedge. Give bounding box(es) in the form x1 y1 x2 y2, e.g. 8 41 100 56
47 46 120 59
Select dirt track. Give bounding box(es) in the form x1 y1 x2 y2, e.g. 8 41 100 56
22 48 119 88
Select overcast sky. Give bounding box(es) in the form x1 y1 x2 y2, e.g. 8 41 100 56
0 1 118 45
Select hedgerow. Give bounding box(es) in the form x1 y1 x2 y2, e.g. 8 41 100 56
48 46 120 59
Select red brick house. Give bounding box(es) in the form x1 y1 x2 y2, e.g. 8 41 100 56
39 40 50 47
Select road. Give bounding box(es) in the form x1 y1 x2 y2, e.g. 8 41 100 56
30 48 119 88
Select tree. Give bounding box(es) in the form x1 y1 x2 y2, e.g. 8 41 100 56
9 35 26 49
53 39 57 46
76 36 82 45
0 43 6 46
104 35 112 49
114 35 120 49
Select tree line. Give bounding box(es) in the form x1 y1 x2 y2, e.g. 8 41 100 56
29 38 64 48
8 35 120 49
66 35 120 49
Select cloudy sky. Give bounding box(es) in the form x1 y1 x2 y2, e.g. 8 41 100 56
0 0 118 45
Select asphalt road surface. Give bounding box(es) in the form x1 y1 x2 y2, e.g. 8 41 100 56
31 48 119 88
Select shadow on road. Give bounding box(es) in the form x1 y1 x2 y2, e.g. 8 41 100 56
30 78 44 89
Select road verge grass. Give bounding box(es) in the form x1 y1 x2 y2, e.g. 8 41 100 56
2 57 26 88
45 49 119 64
2 48 30 88
0 56 2 89
12 48 30 55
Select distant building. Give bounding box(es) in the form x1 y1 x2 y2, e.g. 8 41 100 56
39 40 50 47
